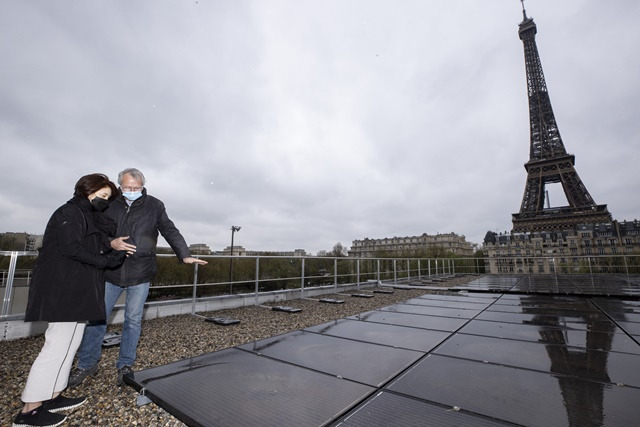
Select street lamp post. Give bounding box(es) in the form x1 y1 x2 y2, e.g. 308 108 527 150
229 226 241 293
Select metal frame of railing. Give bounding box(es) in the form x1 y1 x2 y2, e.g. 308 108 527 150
6 250 637 319
1 251 482 319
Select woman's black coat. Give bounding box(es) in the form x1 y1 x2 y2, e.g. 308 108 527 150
24 196 111 322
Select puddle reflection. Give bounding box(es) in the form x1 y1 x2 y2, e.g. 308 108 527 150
522 296 629 425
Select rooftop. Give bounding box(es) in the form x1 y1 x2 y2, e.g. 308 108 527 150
2 274 639 425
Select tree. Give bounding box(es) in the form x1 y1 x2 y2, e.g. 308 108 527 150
330 242 347 257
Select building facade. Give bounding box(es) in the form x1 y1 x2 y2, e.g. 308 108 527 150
0 232 43 251
349 232 476 258
483 220 640 274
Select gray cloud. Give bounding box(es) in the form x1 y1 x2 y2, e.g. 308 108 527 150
1 1 639 254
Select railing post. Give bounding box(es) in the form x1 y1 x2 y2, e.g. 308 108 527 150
393 259 397 283
418 259 421 280
356 259 360 290
2 252 19 317
377 259 380 283
623 255 629 276
406 259 410 282
301 257 306 295
428 259 431 276
190 262 199 316
255 257 261 306
334 258 338 291
588 257 593 275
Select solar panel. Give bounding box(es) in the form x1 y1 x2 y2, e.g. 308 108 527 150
379 303 482 319
125 348 374 427
238 330 423 387
387 353 640 426
334 391 512 426
304 318 451 352
124 275 640 426
348 310 470 331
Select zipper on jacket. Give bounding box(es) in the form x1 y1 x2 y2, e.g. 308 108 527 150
120 203 132 284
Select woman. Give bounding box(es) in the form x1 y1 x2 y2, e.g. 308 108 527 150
13 174 126 427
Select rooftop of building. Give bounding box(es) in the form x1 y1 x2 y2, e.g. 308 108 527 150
3 273 639 425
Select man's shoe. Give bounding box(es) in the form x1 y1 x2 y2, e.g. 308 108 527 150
42 394 87 413
116 365 133 386
68 365 98 387
12 407 66 427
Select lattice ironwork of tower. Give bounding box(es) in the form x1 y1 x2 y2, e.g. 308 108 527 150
511 5 611 233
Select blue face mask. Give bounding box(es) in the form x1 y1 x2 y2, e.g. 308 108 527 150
122 191 143 201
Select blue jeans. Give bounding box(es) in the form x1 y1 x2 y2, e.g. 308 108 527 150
76 281 150 370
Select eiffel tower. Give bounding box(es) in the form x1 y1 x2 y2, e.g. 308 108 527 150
511 2 611 233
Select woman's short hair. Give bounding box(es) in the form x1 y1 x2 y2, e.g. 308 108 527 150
74 174 118 200
117 168 146 186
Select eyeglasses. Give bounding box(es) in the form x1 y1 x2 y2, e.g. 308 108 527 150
121 186 143 192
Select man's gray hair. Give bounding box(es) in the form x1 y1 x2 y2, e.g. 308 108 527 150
118 168 146 186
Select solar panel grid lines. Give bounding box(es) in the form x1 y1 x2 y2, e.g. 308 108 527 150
432 333 640 387
457 319 640 355
386 353 640 427
333 390 514 427
347 310 470 331
378 304 483 319
238 330 424 388
303 318 452 353
125 275 640 426
128 348 375 427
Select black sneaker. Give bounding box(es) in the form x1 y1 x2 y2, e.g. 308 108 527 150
67 365 98 387
42 394 87 413
116 365 133 386
12 407 66 427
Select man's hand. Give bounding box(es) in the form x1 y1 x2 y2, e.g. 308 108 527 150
183 257 208 265
111 236 137 255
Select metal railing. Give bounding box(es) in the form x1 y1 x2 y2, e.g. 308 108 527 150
5 250 638 319
1 251 486 319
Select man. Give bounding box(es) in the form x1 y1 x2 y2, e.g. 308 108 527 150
69 168 207 386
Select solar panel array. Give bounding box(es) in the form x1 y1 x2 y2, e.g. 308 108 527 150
126 275 640 426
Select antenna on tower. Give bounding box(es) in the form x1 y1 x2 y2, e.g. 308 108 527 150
520 0 528 20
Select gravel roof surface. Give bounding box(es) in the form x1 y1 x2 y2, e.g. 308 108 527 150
1 276 475 425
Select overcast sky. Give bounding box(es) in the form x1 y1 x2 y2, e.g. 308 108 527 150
1 1 638 255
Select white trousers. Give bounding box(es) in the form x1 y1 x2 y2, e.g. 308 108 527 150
22 322 86 403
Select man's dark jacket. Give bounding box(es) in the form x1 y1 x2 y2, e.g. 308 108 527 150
25 197 110 322
104 189 191 287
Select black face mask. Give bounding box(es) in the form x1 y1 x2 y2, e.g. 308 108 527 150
90 197 109 212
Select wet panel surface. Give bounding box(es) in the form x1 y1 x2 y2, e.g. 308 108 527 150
489 295 602 312
238 330 423 387
379 303 481 319
459 319 640 354
433 333 640 387
402 298 493 310
304 318 451 352
407 293 499 304
454 274 640 298
124 275 640 426
486 305 611 319
387 354 640 427
475 310 619 332
334 391 511 426
348 310 469 331
616 321 640 336
127 348 374 427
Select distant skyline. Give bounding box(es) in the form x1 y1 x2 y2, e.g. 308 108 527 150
1 1 639 254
